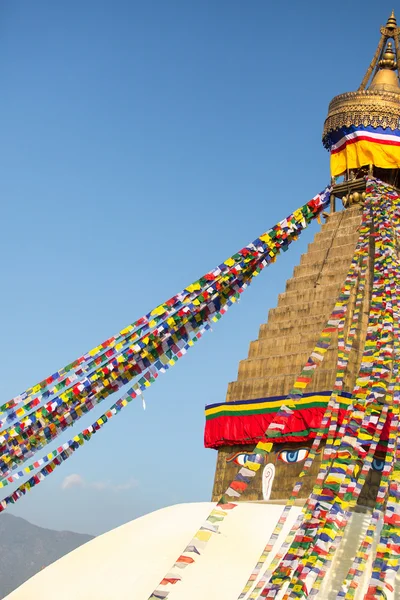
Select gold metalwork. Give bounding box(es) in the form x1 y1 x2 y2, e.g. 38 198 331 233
369 65 399 92
359 35 386 90
331 178 367 208
323 11 400 144
379 41 397 69
381 10 398 36
359 12 400 89
394 30 400 75
387 10 397 28
323 88 400 142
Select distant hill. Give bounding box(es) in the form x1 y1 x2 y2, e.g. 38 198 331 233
0 513 93 599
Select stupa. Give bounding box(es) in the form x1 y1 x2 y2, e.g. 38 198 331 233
206 11 400 512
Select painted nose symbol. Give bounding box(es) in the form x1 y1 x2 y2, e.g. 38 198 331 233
262 463 276 500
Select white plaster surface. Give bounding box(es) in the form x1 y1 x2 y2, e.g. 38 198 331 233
5 502 400 600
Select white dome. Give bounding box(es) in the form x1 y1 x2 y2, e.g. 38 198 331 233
4 502 399 600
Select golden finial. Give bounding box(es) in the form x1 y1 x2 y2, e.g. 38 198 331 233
322 14 400 150
379 41 397 69
386 10 397 29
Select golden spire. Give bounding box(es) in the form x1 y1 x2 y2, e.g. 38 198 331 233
358 11 400 90
369 40 399 92
378 41 397 70
322 12 400 148
386 10 397 30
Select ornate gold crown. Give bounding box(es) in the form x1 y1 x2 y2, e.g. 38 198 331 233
323 12 400 148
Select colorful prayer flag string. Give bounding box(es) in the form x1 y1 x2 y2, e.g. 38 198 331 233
0 188 330 507
0 188 331 424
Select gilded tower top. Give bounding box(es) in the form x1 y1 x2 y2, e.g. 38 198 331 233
323 12 400 150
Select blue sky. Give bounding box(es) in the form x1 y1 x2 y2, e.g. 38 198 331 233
0 1 395 535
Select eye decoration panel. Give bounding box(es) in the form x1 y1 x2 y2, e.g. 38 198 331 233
215 443 386 507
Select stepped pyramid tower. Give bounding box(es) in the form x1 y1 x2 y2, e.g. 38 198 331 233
206 11 400 508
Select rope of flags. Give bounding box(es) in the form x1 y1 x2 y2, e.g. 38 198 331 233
338 407 398 598
0 188 330 509
1 191 328 421
365 182 400 599
0 267 258 478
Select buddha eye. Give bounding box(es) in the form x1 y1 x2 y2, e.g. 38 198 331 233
372 458 385 472
278 448 309 464
226 452 264 466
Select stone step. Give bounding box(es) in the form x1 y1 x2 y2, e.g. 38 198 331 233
299 242 361 265
266 300 372 328
276 282 348 308
311 225 363 249
320 208 362 231
313 215 363 237
277 278 372 309
258 313 335 338
249 328 366 358
266 299 339 324
306 231 361 255
248 334 332 358
292 256 360 280
226 368 349 402
237 349 362 380
285 272 352 292
237 347 341 379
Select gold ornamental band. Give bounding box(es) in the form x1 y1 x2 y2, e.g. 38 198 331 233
323 89 400 142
